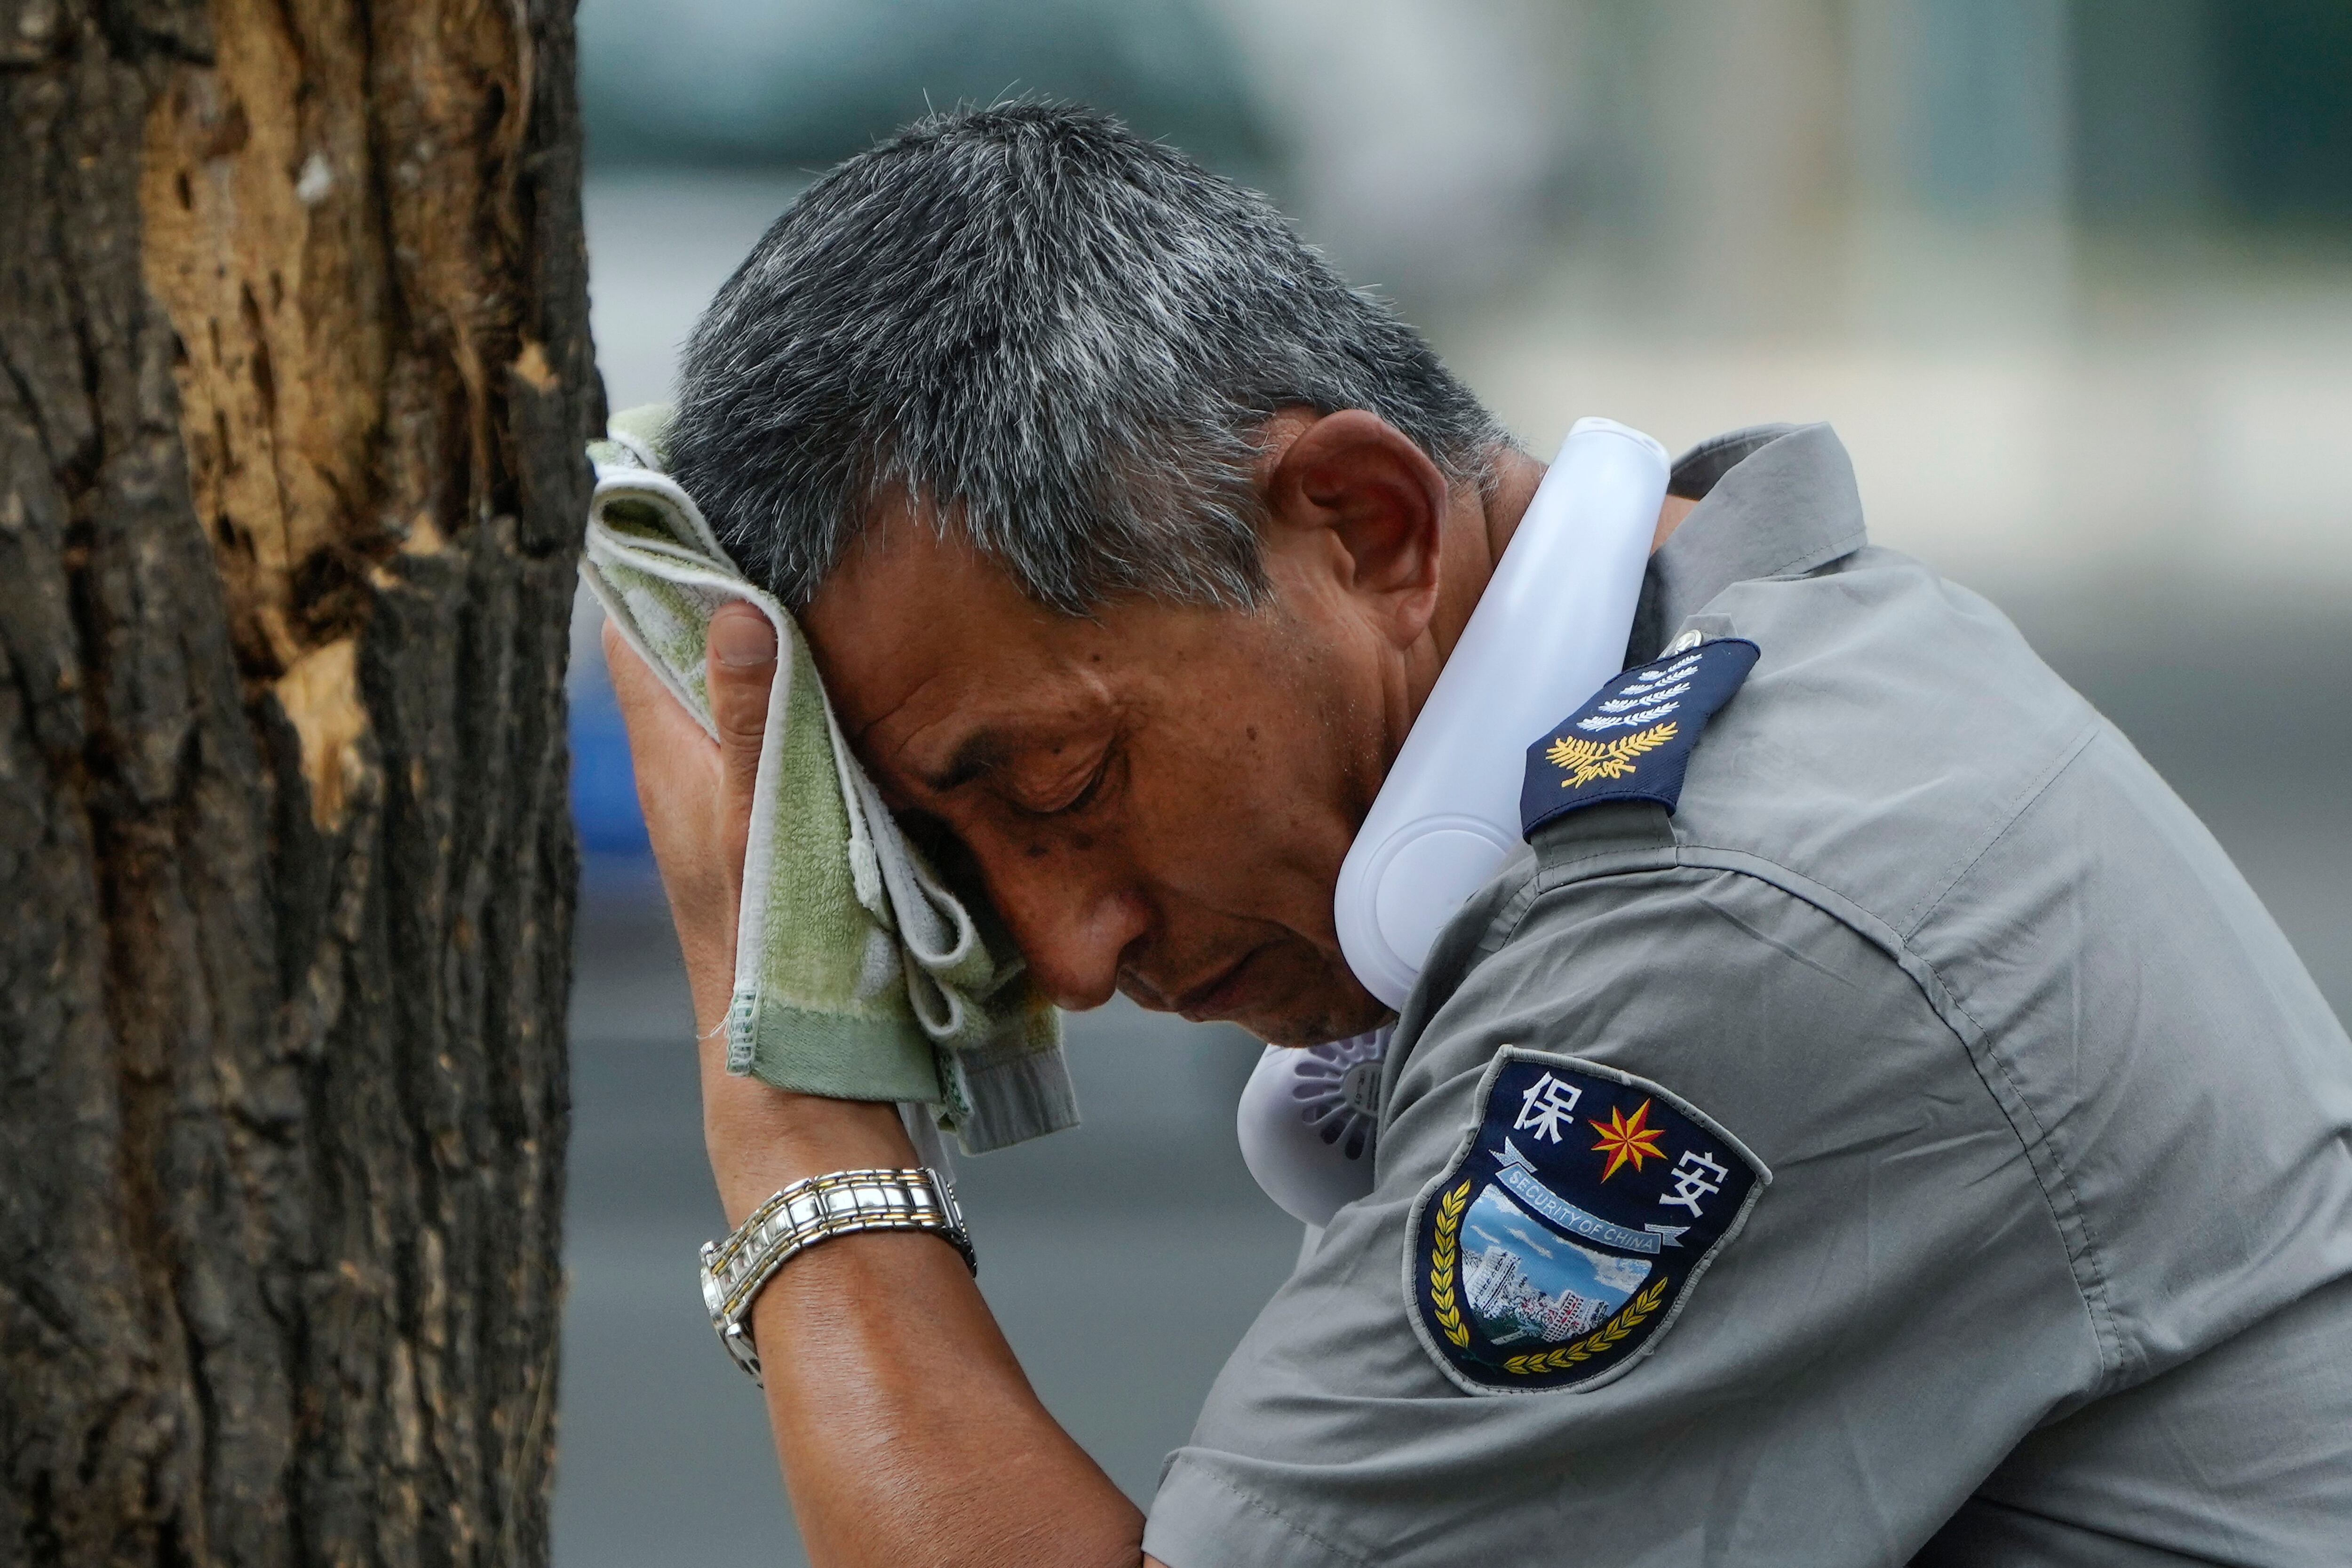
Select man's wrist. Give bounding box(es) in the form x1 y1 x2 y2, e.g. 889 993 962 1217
703 1165 971 1381
684 932 920 1226
704 1082 917 1229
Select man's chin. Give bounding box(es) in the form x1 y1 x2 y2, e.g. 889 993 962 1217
1122 948 1392 1046
1236 979 1394 1049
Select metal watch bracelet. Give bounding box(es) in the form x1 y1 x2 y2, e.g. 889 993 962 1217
699 1165 974 1383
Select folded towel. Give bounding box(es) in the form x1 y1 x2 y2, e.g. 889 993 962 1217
580 404 1075 1155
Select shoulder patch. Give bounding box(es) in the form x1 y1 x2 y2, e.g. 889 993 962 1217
1519 637 1759 837
1407 1048 1768 1395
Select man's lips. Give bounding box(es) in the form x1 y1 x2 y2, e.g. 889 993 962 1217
1163 945 1271 1022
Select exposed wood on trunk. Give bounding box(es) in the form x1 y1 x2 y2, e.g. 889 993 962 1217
0 0 599 1559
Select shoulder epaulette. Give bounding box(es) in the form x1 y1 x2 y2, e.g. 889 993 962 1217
1519 638 1759 837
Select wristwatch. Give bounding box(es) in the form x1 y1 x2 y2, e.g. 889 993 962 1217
699 1165 974 1384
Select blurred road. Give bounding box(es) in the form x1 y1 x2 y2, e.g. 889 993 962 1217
552 581 2347 1568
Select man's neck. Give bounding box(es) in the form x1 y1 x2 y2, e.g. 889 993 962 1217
1423 446 1697 667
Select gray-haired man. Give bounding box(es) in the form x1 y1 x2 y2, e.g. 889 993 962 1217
610 103 2352 1566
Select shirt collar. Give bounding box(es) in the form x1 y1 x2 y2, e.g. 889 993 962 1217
1624 422 1868 664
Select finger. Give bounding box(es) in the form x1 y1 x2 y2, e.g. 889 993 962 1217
706 601 779 837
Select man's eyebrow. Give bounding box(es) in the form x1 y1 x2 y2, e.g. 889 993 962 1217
915 730 1009 793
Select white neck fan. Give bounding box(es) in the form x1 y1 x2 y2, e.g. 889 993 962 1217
1236 417 1670 1228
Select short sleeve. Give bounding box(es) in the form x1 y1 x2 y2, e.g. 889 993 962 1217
1143 867 2098 1568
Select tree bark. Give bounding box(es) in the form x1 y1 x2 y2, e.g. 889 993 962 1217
0 0 597 1560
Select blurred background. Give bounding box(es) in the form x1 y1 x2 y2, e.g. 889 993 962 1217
557 3 2352 1562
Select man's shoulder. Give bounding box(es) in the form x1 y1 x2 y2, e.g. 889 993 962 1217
1532 545 2105 946
1388 846 1962 1164
1462 543 2352 1395
1390 545 2102 1142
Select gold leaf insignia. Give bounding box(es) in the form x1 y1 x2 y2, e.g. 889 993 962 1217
1499 1274 1671 1376
1547 721 1678 789
1428 1179 1473 1348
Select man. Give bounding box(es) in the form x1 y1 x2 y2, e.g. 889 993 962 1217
610 103 2352 1565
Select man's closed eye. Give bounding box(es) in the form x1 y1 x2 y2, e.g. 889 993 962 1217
1011 745 1116 819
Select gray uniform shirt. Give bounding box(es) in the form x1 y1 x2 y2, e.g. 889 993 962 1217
1141 424 2352 1567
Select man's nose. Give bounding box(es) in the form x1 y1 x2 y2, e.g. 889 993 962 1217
985 855 1150 1012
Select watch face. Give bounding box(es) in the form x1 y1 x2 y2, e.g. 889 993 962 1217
699 1241 728 1319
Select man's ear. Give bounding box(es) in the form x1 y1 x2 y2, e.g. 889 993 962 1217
1262 409 1448 648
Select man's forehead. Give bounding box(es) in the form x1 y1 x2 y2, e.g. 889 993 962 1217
798 512 1108 776
855 659 1105 791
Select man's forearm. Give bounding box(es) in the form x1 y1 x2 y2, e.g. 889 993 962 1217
613 608 1154 1566
704 1071 1147 1568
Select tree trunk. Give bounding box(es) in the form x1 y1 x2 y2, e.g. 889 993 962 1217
0 0 597 1560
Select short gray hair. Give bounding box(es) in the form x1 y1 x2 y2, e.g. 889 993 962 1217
668 101 1509 616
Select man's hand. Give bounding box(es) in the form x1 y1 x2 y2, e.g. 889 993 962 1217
602 604 914 1221
601 602 1153 1568
601 606 764 1041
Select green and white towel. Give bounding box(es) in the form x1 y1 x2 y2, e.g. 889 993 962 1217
580 404 1074 1155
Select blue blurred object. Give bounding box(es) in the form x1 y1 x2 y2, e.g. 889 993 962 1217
572 675 652 858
